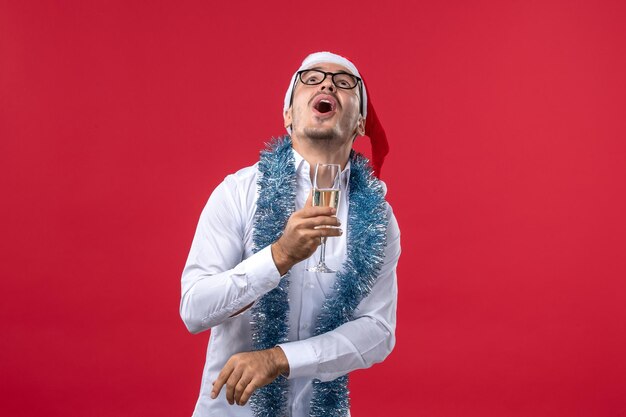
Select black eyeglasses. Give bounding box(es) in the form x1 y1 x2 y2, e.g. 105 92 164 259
290 69 364 114
297 69 361 89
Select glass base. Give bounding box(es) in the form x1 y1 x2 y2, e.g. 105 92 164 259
306 262 336 273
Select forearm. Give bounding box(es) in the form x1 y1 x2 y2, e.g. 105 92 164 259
180 245 282 333
278 315 395 381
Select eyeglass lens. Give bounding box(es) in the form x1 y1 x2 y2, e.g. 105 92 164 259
299 70 358 89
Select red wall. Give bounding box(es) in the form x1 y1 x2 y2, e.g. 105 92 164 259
2 1 625 416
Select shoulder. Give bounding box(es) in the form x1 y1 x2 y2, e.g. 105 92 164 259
376 180 401 244
203 162 259 214
215 162 260 201
379 179 388 196
223 162 259 187
199 163 259 233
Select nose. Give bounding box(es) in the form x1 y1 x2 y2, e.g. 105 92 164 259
319 75 336 92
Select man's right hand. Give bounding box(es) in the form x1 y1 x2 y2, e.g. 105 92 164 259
271 192 342 275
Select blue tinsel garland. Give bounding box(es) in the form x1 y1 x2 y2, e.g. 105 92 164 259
250 136 388 417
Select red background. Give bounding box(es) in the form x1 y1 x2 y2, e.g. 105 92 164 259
2 1 626 416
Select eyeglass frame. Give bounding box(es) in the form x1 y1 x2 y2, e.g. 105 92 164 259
288 69 364 115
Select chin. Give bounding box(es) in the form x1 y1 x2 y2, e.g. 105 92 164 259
303 127 337 140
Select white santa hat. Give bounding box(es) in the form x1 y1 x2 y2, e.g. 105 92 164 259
283 52 368 118
283 51 389 178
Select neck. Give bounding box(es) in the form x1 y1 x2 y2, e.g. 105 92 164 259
290 134 352 173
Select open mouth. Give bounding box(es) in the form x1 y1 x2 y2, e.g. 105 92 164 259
315 99 333 113
312 95 337 115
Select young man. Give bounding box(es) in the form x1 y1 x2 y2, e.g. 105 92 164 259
181 51 401 417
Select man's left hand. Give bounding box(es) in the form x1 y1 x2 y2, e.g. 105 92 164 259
211 347 290 406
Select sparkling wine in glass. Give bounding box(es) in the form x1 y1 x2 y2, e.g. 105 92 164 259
307 163 341 273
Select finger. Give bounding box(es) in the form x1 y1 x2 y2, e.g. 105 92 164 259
300 205 337 218
234 374 253 405
225 368 244 405
299 215 341 229
239 379 260 406
211 363 234 399
309 227 343 238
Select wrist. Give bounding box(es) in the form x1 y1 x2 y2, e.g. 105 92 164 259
271 240 295 276
272 346 290 377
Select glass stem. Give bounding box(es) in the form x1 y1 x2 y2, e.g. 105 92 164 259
319 238 327 266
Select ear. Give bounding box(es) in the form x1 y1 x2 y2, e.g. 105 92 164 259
356 114 365 136
283 108 293 129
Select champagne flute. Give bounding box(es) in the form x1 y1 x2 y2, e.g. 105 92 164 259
307 163 341 273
